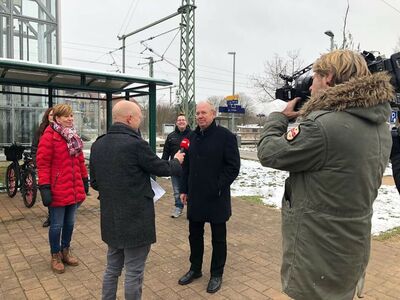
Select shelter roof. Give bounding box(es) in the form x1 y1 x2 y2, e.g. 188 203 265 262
0 58 172 94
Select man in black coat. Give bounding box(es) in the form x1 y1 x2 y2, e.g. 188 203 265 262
391 126 400 194
161 114 191 218
178 101 240 293
90 100 185 300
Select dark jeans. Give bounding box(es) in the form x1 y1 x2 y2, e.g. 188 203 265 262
102 244 151 300
171 176 183 209
48 204 78 254
392 159 400 194
189 221 227 277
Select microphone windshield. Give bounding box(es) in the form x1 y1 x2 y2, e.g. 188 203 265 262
180 138 190 151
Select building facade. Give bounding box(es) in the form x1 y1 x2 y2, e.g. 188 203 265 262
0 0 60 144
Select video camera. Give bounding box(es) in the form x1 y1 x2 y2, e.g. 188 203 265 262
275 51 400 108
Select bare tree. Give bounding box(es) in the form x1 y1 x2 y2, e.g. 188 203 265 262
236 93 258 125
206 93 258 126
156 104 180 134
337 0 360 51
207 95 225 108
251 50 305 103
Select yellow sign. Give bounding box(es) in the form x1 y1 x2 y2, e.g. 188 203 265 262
224 94 239 100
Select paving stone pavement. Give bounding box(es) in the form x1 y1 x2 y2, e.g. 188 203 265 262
0 177 399 299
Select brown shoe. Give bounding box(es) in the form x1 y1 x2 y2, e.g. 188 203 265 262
61 247 79 266
51 252 65 273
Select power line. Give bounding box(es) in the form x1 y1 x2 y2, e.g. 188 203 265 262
118 0 137 37
123 0 141 35
378 0 400 14
63 41 117 50
63 56 252 90
140 26 180 43
63 40 251 79
62 57 144 72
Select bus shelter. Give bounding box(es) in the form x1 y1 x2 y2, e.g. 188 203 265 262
0 58 172 151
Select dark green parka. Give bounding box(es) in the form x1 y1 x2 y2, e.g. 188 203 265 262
257 72 394 300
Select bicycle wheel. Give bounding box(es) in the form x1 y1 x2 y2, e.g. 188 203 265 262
22 170 37 208
5 162 19 198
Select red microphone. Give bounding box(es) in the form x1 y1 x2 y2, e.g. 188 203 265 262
180 138 190 153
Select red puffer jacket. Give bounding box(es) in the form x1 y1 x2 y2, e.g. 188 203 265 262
37 126 88 207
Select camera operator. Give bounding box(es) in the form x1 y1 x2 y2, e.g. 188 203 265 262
257 49 395 300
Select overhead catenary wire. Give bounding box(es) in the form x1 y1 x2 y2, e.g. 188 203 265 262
118 0 141 36
63 33 256 97
378 0 400 15
118 0 136 36
63 54 251 89
63 40 250 79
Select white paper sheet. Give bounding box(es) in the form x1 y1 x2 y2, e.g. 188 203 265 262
150 178 166 203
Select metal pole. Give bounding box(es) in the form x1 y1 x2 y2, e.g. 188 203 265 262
122 38 126 73
149 57 154 78
228 51 236 132
106 93 113 130
149 84 156 153
324 30 334 51
232 53 236 95
117 10 181 41
117 7 186 74
232 52 236 132
56 0 61 64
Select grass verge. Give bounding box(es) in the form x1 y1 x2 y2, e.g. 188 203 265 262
374 226 400 241
236 195 277 208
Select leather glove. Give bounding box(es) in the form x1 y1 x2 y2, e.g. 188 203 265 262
83 177 89 195
39 185 52 207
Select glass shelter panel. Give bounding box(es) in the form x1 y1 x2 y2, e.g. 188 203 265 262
0 0 10 11
0 16 10 57
0 107 11 144
12 17 56 63
55 92 106 143
15 0 56 22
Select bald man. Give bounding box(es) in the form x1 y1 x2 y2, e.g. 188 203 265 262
178 101 240 293
90 100 184 300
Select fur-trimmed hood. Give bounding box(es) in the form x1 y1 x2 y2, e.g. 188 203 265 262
300 72 395 123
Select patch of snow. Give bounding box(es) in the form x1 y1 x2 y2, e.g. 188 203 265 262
232 159 400 235
239 146 257 152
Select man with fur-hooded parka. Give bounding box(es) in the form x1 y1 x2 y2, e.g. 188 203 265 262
257 50 395 300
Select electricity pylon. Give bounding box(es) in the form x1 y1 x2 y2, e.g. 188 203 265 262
178 0 196 128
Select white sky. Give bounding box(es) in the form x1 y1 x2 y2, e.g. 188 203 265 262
60 0 400 110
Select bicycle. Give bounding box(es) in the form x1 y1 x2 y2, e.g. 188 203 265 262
4 144 38 208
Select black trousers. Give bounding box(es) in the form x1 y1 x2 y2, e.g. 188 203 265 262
392 160 400 194
189 221 227 277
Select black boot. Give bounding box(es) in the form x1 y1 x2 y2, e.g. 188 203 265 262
42 214 50 227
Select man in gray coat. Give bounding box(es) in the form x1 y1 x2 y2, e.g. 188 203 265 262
90 100 185 300
258 50 395 300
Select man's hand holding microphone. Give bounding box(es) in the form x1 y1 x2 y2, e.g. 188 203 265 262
174 137 190 164
176 138 190 205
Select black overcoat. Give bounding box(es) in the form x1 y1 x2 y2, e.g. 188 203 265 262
90 123 181 249
181 121 240 223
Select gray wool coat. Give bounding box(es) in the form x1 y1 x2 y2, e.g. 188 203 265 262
90 123 182 249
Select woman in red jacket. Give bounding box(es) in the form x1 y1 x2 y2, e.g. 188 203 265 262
37 104 88 274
